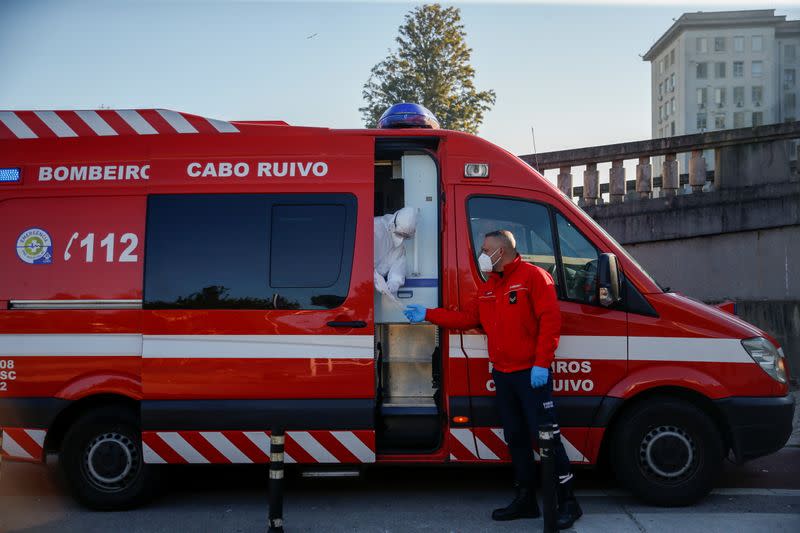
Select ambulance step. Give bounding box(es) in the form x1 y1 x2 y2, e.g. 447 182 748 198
300 469 361 478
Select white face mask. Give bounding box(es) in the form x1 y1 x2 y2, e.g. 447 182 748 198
478 248 502 273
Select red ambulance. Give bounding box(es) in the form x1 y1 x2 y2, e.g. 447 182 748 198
0 106 794 510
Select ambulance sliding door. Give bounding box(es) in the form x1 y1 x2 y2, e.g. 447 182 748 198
140 153 376 465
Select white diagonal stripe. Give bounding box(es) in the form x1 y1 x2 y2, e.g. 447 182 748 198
243 431 271 456
284 452 296 463
475 435 499 460
288 431 339 463
34 111 77 137
449 428 478 457
0 112 37 138
116 109 158 135
331 431 375 463
0 334 141 356
24 429 46 447
75 110 117 136
142 442 166 464
490 428 539 460
157 109 198 133
561 437 587 463
449 454 458 461
1 433 34 459
158 432 209 463
200 432 252 463
206 117 239 133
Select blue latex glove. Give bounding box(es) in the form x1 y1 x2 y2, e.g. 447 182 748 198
531 366 549 388
403 304 427 323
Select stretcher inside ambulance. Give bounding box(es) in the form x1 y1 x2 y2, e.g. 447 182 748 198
0 105 793 510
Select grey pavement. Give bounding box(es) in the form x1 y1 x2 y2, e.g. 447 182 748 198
1 449 798 533
1 390 796 532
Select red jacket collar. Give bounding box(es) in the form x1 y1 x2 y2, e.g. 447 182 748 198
490 254 522 281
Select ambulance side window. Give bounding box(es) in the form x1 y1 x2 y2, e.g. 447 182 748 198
467 196 558 284
144 193 356 310
555 214 599 304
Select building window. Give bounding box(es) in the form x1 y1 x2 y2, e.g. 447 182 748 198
733 86 744 107
715 87 726 107
734 36 745 52
660 57 666 74
697 113 707 129
752 111 763 126
733 61 744 77
658 105 663 122
696 62 708 79
714 37 726 52
733 111 745 128
697 37 707 53
697 87 707 108
143 193 357 310
670 121 676 136
658 81 663 98
752 86 763 106
715 114 726 129
786 92 797 111
785 69 796 88
752 61 763 77
669 73 675 91
670 98 675 116
714 62 726 78
752 35 763 52
670 48 675 65
786 44 797 62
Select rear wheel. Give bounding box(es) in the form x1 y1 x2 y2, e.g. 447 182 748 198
60 406 159 510
610 397 724 506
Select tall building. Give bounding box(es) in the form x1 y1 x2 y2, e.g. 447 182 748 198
644 9 799 141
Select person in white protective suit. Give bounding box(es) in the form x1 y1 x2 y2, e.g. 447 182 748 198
374 207 418 299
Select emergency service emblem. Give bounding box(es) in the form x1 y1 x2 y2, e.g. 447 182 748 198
16 227 53 264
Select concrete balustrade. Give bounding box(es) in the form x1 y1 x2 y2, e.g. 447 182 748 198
519 121 800 204
582 163 599 206
609 160 625 203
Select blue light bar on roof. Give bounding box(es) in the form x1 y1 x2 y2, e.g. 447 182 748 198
0 168 21 183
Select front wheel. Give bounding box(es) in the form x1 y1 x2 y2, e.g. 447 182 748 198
60 406 159 510
610 397 724 506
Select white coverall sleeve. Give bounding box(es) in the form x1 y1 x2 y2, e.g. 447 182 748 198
386 252 406 295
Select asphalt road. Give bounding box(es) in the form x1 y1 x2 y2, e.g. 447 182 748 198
2 393 798 532
1 446 798 533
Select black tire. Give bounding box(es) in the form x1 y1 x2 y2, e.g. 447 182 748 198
610 397 724 507
60 405 159 510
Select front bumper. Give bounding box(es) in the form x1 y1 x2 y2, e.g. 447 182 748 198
714 394 796 463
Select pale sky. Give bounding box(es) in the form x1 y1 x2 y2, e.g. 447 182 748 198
1 0 798 157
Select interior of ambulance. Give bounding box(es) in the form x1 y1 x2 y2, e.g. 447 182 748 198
373 138 443 454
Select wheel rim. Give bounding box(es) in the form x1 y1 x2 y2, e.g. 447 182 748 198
81 432 140 492
639 425 697 483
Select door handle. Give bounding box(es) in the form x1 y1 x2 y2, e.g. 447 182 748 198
327 320 367 328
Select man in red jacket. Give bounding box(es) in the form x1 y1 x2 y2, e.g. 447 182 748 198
405 230 581 529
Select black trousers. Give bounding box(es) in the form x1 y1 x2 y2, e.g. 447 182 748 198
492 367 572 487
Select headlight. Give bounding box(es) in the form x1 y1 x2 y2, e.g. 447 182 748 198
741 337 787 384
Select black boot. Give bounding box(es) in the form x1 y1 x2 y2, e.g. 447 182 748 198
555 476 582 530
491 483 541 521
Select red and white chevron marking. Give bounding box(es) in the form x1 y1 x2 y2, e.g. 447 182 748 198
1 427 46 462
0 109 239 140
448 427 589 463
141 430 376 465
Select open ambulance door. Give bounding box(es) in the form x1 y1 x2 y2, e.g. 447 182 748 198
373 138 445 455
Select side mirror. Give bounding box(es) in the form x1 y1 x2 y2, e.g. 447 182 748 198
597 253 621 308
